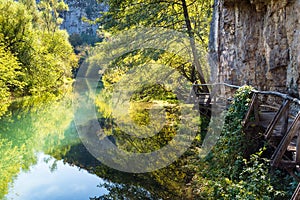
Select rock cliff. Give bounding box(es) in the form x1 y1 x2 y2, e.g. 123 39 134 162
210 0 300 96
60 0 106 37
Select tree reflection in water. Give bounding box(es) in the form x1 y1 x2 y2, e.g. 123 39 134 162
0 90 197 199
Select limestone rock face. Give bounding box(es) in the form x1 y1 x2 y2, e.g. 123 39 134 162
60 0 106 36
210 0 300 96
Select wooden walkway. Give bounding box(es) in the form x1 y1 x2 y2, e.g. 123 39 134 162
191 83 300 200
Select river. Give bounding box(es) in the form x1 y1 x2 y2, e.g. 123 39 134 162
0 93 195 200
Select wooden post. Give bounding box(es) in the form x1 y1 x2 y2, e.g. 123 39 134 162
281 102 290 136
271 111 300 167
242 93 257 126
265 100 290 140
254 96 260 124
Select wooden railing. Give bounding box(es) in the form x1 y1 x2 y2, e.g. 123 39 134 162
191 83 300 199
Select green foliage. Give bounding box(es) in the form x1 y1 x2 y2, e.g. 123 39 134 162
188 86 297 199
0 43 24 117
100 0 212 47
212 85 254 169
0 0 77 117
95 85 185 153
28 30 77 96
96 0 213 86
38 0 69 32
209 151 278 200
0 0 33 68
131 84 178 103
91 2 210 190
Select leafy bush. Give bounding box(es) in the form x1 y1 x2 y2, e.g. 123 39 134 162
0 43 24 117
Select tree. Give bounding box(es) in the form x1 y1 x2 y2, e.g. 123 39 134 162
0 0 34 68
19 0 40 25
0 43 23 117
28 29 77 96
38 0 69 32
0 0 77 117
98 0 212 91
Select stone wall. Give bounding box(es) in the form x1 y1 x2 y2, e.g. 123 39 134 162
210 0 300 96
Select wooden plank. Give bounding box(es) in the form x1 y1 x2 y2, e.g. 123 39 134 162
271 112 300 167
254 97 260 124
242 93 257 126
278 160 297 168
259 112 278 129
281 102 290 136
287 138 297 151
260 104 281 111
265 100 290 140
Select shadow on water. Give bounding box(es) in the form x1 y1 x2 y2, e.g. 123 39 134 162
0 94 197 200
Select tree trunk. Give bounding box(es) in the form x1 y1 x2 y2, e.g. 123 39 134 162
181 0 209 93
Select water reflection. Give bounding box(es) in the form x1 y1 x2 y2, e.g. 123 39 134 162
0 97 81 199
0 94 194 200
6 153 108 200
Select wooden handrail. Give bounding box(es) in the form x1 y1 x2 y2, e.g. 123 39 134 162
193 83 300 105
291 183 300 200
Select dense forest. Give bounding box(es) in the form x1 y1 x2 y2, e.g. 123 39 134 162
0 0 300 199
